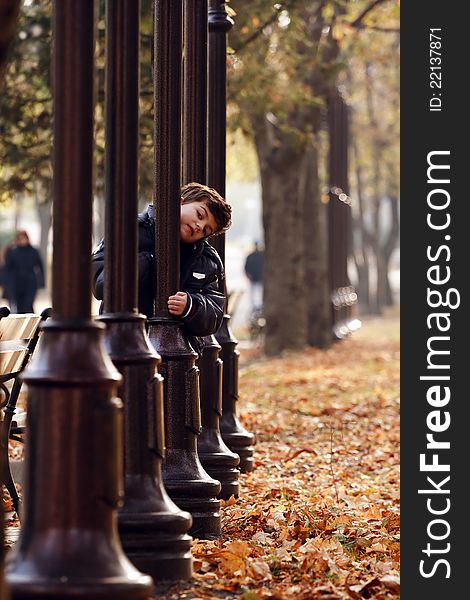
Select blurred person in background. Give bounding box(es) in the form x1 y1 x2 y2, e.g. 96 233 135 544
244 241 264 314
4 230 44 313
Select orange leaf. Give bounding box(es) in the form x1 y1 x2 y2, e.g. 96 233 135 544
285 447 318 461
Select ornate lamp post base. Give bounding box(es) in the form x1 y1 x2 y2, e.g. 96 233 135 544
198 335 240 499
8 579 151 600
149 320 222 540
219 427 255 474
217 316 255 473
198 435 240 500
162 449 222 539
119 500 193 581
5 322 154 600
98 314 193 581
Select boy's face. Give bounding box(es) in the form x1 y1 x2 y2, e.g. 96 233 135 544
180 199 218 243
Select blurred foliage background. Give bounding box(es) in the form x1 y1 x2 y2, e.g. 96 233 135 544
0 0 399 354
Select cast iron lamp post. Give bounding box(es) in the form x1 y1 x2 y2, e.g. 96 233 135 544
98 0 193 581
208 0 255 473
182 0 240 501
5 2 153 597
148 0 221 540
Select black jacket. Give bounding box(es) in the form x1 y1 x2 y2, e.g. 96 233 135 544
91 206 225 344
244 249 263 282
4 244 44 298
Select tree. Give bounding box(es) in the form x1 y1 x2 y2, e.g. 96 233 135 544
0 0 20 83
0 0 53 272
0 0 156 263
228 1 334 354
344 12 400 314
228 0 398 354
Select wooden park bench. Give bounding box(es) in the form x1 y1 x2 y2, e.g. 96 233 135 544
0 306 51 515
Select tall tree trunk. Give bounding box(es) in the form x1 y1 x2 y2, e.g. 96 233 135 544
365 61 382 315
384 267 394 306
351 135 371 314
13 193 22 231
380 194 399 306
373 195 399 312
302 137 331 347
0 0 20 83
35 195 52 283
375 249 388 311
254 122 308 356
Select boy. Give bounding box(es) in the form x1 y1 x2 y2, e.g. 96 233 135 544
92 182 232 349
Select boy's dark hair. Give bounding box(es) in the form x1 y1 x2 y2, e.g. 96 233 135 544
181 182 232 236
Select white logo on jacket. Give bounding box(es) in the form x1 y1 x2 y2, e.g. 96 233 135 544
192 272 206 279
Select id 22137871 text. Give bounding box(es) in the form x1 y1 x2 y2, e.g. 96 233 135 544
429 28 442 112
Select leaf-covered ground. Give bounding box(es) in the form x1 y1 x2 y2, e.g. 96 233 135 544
156 315 400 599
4 315 399 599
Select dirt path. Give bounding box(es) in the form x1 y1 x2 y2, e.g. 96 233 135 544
157 316 400 599
3 316 399 598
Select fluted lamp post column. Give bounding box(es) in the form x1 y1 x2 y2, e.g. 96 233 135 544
148 0 221 540
208 0 255 473
5 2 153 598
182 0 240 500
97 0 192 581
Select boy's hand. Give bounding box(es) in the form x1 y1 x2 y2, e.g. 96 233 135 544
168 291 188 316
